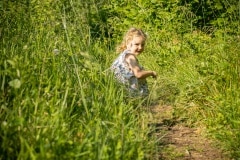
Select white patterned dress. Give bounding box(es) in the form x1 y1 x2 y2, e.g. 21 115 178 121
110 50 149 97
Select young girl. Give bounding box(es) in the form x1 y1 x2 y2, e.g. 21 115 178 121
110 27 157 97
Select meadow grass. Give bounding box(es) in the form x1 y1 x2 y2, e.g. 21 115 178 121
1 0 240 159
0 2 158 160
1 25 157 159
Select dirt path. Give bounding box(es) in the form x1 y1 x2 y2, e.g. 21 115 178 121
149 104 229 160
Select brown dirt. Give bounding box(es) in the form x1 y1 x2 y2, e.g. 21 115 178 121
149 104 230 160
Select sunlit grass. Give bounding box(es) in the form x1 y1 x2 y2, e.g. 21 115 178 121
0 2 158 160
1 0 240 159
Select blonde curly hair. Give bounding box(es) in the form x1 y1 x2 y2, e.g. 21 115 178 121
116 27 147 53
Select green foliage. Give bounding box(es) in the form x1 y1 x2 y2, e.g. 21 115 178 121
0 1 157 159
178 0 240 33
1 0 240 159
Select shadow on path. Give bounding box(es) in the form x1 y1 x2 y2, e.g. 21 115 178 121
148 104 229 160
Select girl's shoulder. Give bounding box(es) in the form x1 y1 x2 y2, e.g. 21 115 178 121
125 53 137 61
123 50 136 58
125 54 139 67
125 52 137 60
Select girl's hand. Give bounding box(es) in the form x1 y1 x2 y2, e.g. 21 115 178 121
151 71 157 78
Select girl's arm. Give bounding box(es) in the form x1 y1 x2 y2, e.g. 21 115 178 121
125 54 157 79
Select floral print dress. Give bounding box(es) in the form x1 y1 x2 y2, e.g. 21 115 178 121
110 50 149 96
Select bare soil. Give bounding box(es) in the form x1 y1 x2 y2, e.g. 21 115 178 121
149 104 230 160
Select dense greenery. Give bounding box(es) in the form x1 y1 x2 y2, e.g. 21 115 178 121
1 0 240 159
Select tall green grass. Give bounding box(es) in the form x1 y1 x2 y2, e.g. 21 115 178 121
1 0 240 159
0 1 158 159
166 31 240 157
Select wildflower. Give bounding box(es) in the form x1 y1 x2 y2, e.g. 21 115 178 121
23 45 28 50
53 48 60 55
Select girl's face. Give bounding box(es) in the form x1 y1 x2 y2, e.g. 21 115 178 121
127 36 145 55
